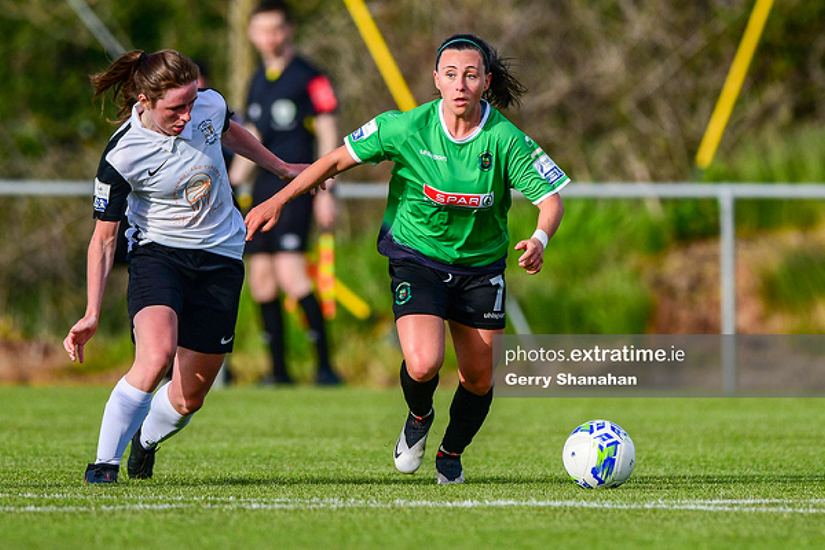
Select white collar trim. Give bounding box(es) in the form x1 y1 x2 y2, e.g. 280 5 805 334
437 99 490 144
130 103 192 152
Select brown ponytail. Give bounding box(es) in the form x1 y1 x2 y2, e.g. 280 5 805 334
91 49 200 124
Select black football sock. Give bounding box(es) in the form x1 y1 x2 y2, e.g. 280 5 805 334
298 293 333 372
399 361 439 418
260 299 288 380
441 383 493 455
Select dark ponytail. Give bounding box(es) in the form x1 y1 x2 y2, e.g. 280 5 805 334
435 34 527 110
91 49 200 124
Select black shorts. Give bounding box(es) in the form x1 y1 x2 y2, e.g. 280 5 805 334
245 177 314 254
389 259 506 330
127 242 245 354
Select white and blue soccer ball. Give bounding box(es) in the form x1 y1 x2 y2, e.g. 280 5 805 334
562 420 635 489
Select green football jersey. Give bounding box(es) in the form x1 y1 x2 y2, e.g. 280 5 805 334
345 99 569 267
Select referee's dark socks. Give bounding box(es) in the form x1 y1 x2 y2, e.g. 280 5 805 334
441 383 494 455
260 299 288 380
298 293 332 372
400 361 439 418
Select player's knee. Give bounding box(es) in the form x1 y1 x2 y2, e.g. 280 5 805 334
248 268 279 302
461 373 493 396
282 280 313 301
173 393 205 416
249 280 278 303
134 347 175 376
405 355 442 382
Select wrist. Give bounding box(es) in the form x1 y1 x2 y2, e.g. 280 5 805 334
531 229 549 249
83 310 100 323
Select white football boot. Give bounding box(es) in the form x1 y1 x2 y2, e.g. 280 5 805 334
393 409 434 474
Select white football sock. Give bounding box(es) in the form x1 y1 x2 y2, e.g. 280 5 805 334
139 382 193 449
95 376 152 465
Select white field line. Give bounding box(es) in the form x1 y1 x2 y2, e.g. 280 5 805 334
3 494 825 515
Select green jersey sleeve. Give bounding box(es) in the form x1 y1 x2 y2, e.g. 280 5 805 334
344 110 406 165
506 132 570 204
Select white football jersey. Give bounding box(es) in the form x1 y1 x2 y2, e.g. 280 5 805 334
93 89 245 260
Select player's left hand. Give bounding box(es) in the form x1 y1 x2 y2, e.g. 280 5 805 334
515 238 545 275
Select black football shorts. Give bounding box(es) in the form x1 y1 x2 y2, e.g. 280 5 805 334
389 258 506 330
244 177 314 254
127 242 244 353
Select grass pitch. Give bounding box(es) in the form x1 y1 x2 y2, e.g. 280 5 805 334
1 386 824 549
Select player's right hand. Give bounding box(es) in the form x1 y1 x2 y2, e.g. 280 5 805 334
64 316 99 363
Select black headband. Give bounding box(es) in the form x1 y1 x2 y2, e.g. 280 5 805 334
437 38 489 65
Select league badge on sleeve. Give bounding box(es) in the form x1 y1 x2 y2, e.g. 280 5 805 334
93 178 111 212
533 151 565 186
350 118 378 142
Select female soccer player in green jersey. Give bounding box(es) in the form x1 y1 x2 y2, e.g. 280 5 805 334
246 33 568 484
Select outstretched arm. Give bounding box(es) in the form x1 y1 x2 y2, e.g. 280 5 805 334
515 192 564 275
222 120 306 182
64 219 119 363
245 145 358 239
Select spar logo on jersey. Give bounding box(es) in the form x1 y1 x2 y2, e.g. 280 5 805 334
532 151 565 185
198 120 218 145
349 118 378 142
423 183 494 209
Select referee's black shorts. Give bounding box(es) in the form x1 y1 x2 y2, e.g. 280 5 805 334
127 242 244 354
389 258 507 330
245 177 314 254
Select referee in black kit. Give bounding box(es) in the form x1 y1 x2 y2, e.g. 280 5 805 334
230 0 341 386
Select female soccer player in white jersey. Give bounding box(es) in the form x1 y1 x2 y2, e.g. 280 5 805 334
65 49 305 483
245 34 568 484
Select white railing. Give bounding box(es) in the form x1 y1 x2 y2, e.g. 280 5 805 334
4 179 825 391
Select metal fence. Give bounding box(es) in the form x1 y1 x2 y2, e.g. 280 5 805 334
4 179 825 391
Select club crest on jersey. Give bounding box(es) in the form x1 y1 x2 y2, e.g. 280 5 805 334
423 183 494 209
395 282 412 305
350 118 377 142
198 120 218 145
478 152 493 172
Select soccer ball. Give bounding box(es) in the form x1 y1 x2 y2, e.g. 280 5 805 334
562 420 635 489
